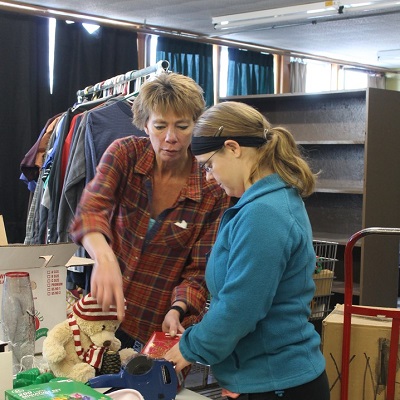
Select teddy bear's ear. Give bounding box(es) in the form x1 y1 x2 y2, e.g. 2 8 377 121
74 315 100 337
105 319 122 331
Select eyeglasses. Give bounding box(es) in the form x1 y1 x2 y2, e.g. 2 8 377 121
200 148 222 173
199 126 224 173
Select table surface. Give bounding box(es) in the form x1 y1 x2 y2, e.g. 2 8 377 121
97 387 209 399
32 355 210 399
177 388 209 399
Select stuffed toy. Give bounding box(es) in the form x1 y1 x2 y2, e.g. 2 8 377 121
42 293 136 383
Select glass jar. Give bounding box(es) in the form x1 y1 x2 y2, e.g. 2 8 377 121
1 271 35 375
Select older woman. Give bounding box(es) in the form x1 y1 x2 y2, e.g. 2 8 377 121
69 73 229 350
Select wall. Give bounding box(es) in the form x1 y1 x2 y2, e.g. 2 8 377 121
386 73 400 91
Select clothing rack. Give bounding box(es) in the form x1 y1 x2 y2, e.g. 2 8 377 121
76 59 170 103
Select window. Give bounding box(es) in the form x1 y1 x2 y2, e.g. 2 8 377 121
305 59 368 93
305 60 333 93
219 46 228 98
150 34 158 66
148 39 371 97
338 67 368 90
49 18 56 94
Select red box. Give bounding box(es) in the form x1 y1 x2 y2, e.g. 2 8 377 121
141 331 191 390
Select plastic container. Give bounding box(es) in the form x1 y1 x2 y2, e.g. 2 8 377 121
1 271 36 375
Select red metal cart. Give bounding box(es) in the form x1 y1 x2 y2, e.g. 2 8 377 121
341 227 400 400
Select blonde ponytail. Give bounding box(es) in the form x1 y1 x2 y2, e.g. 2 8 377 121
251 126 316 197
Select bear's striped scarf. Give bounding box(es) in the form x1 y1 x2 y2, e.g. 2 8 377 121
68 314 106 369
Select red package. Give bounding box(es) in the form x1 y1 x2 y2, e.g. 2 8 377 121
141 331 191 390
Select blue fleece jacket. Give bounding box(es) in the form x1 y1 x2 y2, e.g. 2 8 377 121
179 173 325 393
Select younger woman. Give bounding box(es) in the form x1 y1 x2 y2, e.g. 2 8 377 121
165 101 329 400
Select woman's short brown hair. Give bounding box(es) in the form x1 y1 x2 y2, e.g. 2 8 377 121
132 72 206 130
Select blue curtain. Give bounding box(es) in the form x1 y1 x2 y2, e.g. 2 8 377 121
0 11 139 242
0 10 51 243
156 37 214 107
52 21 138 114
227 48 274 96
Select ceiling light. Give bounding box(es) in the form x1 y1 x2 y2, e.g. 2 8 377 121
349 2 374 7
212 0 400 30
377 49 400 64
82 23 100 34
307 7 336 14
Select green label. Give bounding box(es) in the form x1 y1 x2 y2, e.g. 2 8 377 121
35 328 48 340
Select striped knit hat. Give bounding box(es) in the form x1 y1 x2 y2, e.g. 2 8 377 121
73 293 120 321
68 293 125 369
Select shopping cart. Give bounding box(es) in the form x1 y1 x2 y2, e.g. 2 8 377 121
310 240 338 320
340 227 400 400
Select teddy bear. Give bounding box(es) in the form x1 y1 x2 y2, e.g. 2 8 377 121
42 293 137 383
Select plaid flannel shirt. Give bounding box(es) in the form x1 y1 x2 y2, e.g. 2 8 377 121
70 136 229 343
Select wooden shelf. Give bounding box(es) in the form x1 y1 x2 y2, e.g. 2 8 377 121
332 280 360 296
315 179 363 194
221 88 400 308
298 140 365 145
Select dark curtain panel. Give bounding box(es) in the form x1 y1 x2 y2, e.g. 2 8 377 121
0 10 51 243
227 48 274 96
51 22 139 114
156 36 214 107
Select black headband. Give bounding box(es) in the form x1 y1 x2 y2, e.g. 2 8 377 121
191 136 267 156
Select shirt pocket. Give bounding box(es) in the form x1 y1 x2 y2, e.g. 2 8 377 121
163 222 196 249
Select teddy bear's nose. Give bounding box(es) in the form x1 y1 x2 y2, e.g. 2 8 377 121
103 340 112 347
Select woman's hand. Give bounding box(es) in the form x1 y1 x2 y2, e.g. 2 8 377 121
162 308 185 337
82 232 125 321
90 253 124 320
164 342 191 373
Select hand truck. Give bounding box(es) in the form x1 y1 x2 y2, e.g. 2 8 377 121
341 227 400 400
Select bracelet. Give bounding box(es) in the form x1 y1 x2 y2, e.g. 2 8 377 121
170 305 186 322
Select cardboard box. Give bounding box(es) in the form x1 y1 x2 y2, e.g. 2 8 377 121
141 331 191 390
322 304 400 400
0 216 7 246
5 379 111 400
0 341 13 400
0 216 94 353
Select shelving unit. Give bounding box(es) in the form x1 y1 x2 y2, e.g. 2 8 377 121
221 88 400 308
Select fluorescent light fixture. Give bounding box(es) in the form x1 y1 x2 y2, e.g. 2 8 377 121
307 8 336 14
212 0 400 30
377 49 400 62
